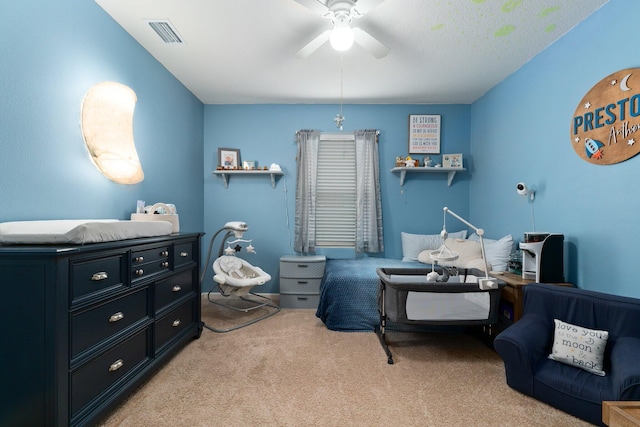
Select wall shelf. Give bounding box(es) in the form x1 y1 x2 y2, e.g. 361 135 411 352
213 170 284 189
390 167 465 187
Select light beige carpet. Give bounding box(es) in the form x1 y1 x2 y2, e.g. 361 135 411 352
99 296 593 427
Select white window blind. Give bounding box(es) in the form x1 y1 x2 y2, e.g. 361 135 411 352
316 133 356 247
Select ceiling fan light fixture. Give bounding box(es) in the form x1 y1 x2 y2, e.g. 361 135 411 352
330 15 354 51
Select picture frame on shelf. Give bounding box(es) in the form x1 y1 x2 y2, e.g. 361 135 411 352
242 160 255 170
408 114 441 154
442 153 463 168
218 148 241 169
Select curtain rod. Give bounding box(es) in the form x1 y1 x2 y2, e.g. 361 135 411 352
295 130 380 135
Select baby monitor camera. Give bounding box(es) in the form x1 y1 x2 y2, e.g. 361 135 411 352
516 182 535 200
516 182 528 195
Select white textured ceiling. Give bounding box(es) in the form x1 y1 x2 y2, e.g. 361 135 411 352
95 0 608 104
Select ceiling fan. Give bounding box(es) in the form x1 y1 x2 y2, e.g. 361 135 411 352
294 0 389 59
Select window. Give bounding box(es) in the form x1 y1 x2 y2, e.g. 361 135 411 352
294 129 382 254
316 133 356 247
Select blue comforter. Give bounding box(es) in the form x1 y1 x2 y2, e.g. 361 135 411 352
315 258 426 331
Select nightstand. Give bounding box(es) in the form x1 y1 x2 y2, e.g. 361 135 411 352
492 271 574 322
279 255 326 308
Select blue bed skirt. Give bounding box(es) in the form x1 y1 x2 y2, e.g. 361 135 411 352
315 258 426 331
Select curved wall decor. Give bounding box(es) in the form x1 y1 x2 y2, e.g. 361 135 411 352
81 81 144 184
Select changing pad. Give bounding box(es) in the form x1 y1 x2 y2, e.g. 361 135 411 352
0 219 173 244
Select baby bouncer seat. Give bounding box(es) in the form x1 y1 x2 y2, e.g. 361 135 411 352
213 255 271 296
206 255 280 332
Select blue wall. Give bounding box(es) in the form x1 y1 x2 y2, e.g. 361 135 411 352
0 1 204 231
203 104 471 292
3 0 637 299
470 0 639 297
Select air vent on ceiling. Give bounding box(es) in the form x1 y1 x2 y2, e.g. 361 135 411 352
146 19 184 44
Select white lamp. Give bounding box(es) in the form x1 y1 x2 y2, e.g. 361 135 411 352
430 207 498 290
81 82 144 184
330 13 354 51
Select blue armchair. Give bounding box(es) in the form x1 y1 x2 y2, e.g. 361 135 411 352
494 284 640 426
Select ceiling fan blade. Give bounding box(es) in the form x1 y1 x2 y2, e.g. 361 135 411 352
352 0 387 16
293 0 329 15
295 30 331 59
352 27 389 58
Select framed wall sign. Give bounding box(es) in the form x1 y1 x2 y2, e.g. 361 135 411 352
409 114 441 154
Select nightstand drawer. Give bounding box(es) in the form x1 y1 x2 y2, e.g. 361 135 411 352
71 327 151 416
71 287 150 359
280 294 320 309
280 255 326 278
280 277 321 294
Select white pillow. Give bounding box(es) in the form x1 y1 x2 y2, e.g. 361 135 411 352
548 319 609 376
401 230 468 262
468 233 513 271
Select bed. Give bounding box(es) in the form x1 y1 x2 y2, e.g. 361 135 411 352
315 257 425 331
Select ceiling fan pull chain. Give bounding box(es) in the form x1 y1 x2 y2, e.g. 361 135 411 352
333 54 345 130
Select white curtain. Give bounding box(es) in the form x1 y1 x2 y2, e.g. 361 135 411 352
355 129 384 253
294 130 320 253
294 129 383 254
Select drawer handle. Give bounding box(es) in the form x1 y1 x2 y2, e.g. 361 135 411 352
109 359 124 372
297 264 309 268
91 272 108 281
134 256 144 263
135 269 144 276
161 261 169 268
160 250 169 257
180 251 189 257
172 285 182 292
172 319 181 327
297 281 309 285
109 312 124 323
297 297 309 301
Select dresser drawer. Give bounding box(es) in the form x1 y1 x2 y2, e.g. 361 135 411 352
131 246 171 282
280 294 320 309
174 241 196 269
131 246 170 266
280 255 326 278
155 269 194 313
71 287 150 359
154 300 195 352
280 277 321 294
71 327 151 416
71 255 125 303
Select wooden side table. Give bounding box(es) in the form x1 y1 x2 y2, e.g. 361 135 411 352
491 272 574 322
602 401 640 426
